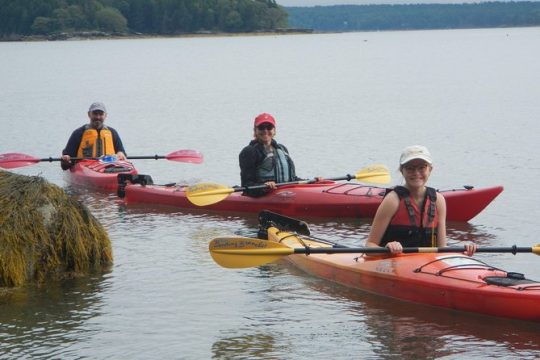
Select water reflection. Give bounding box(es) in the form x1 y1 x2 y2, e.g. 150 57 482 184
63 188 262 237
285 264 540 359
0 273 110 358
212 333 279 360
446 221 498 246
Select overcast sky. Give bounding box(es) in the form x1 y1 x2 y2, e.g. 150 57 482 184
278 0 505 5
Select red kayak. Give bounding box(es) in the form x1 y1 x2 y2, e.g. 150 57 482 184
118 177 503 221
260 227 540 322
66 159 137 191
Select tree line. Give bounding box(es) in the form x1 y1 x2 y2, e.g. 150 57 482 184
286 2 540 31
3 1 539 39
0 0 288 38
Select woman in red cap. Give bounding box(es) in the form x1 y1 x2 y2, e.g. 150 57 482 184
239 113 302 197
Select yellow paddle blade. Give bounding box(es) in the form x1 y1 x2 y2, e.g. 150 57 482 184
185 182 235 206
354 163 391 184
209 237 294 268
533 244 540 256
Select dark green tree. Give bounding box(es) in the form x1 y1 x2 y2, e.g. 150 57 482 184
95 6 128 32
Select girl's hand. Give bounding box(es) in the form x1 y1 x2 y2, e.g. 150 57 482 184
385 241 403 254
464 243 477 256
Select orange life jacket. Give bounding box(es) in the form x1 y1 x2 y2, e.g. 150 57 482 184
77 126 115 158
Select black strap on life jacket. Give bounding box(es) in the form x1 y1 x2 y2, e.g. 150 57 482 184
389 186 436 228
380 186 438 247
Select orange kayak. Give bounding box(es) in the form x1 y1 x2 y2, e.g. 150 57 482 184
265 227 540 322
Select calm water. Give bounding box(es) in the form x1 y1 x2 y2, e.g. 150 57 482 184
1 27 540 359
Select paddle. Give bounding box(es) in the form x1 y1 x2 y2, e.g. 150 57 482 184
0 149 203 169
209 237 540 268
185 163 391 207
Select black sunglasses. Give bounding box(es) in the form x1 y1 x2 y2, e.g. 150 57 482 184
257 124 274 131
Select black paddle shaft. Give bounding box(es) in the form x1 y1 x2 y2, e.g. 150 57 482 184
291 246 535 255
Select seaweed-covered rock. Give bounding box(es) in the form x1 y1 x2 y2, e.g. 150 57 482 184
0 171 112 287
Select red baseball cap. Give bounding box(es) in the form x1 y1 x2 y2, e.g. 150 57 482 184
254 113 276 127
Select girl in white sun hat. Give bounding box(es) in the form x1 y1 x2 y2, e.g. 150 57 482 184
366 145 476 256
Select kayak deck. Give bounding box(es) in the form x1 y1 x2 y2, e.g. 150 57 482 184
267 227 540 322
66 159 137 190
120 176 503 221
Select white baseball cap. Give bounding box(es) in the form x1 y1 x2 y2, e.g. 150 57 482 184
399 145 433 165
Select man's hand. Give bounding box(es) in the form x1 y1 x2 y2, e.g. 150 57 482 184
116 151 127 161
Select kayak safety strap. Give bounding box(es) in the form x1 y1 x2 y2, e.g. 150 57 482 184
276 230 311 255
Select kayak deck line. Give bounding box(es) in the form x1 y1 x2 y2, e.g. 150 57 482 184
412 255 540 290
322 182 386 197
86 161 134 173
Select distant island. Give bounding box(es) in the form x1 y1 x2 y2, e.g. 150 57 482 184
287 2 540 31
1 0 540 41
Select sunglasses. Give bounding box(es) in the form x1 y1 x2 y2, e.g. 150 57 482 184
403 164 429 173
257 124 274 131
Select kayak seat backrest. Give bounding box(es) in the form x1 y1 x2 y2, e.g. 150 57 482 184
258 210 311 236
117 174 155 198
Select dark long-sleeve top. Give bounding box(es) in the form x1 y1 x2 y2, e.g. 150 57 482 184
61 124 126 170
238 139 300 197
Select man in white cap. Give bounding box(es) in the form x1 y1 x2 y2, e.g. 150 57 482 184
61 102 127 170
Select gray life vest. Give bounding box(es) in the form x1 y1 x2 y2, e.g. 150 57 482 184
256 147 291 183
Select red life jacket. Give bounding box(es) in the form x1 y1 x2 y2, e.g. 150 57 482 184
380 186 438 247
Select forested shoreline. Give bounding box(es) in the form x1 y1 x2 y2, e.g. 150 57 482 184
1 0 540 41
0 0 287 40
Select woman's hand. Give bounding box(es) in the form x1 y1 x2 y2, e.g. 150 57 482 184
385 241 403 254
264 181 277 190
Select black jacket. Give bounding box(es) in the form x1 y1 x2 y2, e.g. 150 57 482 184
239 139 300 197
